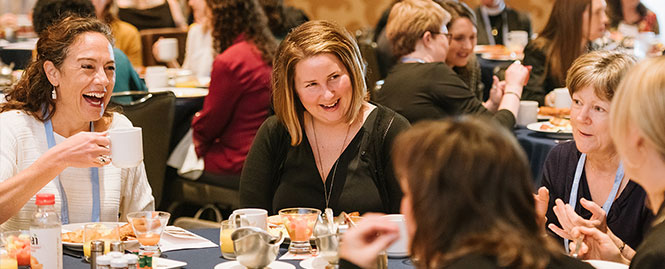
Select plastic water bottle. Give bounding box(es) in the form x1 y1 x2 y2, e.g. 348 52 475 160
30 193 63 269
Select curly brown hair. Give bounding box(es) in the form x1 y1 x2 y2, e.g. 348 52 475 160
206 0 277 65
0 16 114 122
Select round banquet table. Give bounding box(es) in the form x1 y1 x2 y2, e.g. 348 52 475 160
514 126 562 186
63 228 415 268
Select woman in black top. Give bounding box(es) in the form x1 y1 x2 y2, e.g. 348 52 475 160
521 0 608 105
239 20 409 215
567 54 665 268
375 0 529 128
339 118 592 269
536 51 652 253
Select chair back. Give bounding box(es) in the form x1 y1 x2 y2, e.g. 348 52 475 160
139 27 188 66
355 29 381 95
111 91 176 209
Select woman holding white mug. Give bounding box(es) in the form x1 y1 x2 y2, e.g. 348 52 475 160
0 17 154 228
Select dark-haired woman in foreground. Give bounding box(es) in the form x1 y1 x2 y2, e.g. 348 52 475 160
340 118 593 269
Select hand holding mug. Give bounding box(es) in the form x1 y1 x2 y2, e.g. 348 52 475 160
51 131 111 168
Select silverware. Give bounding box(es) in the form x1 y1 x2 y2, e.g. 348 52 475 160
572 236 584 259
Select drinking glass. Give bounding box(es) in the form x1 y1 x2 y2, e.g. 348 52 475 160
219 220 236 260
83 223 120 261
127 211 170 257
279 208 320 254
1 230 30 268
506 30 529 59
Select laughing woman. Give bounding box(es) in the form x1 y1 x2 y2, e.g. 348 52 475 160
240 20 409 215
0 17 154 228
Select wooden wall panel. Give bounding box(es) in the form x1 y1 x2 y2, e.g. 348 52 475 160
284 0 554 34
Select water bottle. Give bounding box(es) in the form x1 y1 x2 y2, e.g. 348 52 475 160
30 193 63 269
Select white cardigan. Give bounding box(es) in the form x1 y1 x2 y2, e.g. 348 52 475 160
0 110 155 231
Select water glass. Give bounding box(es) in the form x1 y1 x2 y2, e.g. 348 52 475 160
279 208 320 254
83 223 120 261
127 211 170 257
219 220 236 260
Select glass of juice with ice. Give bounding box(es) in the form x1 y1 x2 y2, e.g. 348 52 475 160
127 211 170 257
0 230 30 269
83 223 119 261
219 220 236 260
278 208 320 254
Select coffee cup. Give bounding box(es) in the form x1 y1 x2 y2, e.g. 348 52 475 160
109 127 143 168
553 88 572 108
381 214 408 258
229 208 268 231
156 38 179 62
144 66 168 89
517 100 538 126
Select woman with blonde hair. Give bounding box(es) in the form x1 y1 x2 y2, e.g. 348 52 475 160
535 51 651 257
521 0 609 105
339 118 592 269
240 20 409 215
568 56 665 267
375 0 530 127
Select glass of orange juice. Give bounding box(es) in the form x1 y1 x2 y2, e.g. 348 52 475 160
1 230 30 268
83 223 119 261
279 208 320 254
219 220 236 260
127 211 170 257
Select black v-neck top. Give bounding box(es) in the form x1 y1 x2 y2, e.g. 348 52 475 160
541 141 653 249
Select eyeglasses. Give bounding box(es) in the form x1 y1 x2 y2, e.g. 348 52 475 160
429 25 451 40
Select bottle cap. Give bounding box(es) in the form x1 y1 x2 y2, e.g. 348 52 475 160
96 255 111 265
110 258 128 268
108 251 124 259
35 193 55 205
123 253 138 264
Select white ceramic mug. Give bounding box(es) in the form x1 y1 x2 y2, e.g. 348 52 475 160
381 214 408 258
553 88 572 108
109 127 143 168
156 38 179 62
144 66 168 89
517 100 538 126
229 208 268 231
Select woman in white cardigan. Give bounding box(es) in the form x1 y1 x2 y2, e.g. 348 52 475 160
0 16 154 229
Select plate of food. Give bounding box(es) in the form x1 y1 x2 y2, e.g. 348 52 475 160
148 87 209 98
474 45 508 54
526 117 573 139
61 222 138 250
538 106 571 120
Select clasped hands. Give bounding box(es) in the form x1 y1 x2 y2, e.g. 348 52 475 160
534 187 632 264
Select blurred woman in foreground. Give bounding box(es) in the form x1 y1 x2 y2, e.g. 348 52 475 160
340 118 592 269
569 56 665 267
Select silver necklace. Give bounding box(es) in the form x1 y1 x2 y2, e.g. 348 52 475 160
311 114 352 208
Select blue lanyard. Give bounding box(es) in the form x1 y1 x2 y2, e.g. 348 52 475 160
43 119 101 224
564 153 624 252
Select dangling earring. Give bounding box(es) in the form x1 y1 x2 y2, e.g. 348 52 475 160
51 86 57 99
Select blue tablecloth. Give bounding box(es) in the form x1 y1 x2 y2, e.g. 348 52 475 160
514 127 561 186
64 228 414 268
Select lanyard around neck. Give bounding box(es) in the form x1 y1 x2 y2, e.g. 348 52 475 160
43 118 101 224
480 8 509 45
564 153 624 252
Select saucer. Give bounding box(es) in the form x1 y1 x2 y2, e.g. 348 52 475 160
300 256 329 269
214 261 295 269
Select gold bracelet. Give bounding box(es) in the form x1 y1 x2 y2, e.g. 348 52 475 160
504 91 521 99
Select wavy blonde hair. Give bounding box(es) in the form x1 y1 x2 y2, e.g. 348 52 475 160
272 20 366 146
385 0 450 59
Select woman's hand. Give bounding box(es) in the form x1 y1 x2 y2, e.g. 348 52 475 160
484 76 506 112
339 214 400 268
534 186 550 229
51 131 111 168
504 61 531 90
570 226 627 264
548 198 606 240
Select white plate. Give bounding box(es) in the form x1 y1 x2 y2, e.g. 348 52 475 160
585 260 628 269
299 256 329 269
153 257 188 268
148 87 209 98
214 260 295 269
526 122 573 139
167 68 193 78
61 222 138 250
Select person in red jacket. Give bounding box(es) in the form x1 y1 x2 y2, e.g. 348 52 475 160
191 0 277 178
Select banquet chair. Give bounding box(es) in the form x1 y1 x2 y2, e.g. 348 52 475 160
139 27 188 66
110 91 176 209
166 171 241 218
